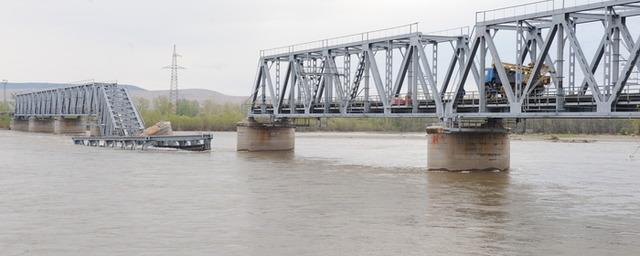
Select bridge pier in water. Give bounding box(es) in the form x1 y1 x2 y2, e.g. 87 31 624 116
10 116 94 135
27 117 55 133
427 120 510 172
53 116 90 135
236 118 295 152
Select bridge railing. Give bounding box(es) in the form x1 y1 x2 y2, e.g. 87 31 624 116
260 23 419 57
475 0 608 23
424 27 471 38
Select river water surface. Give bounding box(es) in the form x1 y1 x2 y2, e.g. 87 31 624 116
1 130 640 255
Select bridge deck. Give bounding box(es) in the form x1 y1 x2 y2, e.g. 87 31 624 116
72 134 213 151
250 92 640 119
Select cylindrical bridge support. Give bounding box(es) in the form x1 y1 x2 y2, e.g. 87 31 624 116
427 125 510 172
236 118 295 152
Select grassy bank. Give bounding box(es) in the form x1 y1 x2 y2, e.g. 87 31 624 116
0 102 10 129
135 97 245 131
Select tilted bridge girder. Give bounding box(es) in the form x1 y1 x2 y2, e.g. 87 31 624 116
13 83 145 136
248 0 640 120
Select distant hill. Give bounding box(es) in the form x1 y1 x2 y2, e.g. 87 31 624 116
2 82 248 105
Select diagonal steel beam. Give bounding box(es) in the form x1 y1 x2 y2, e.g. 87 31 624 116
609 32 640 103
392 46 413 97
531 31 559 87
277 62 292 113
250 61 263 109
262 64 278 111
364 46 390 110
326 55 346 103
291 60 311 111
522 24 558 102
578 21 614 94
440 49 459 98
562 19 604 102
485 31 517 104
617 21 640 75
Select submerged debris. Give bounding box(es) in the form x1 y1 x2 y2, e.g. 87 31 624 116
546 135 596 143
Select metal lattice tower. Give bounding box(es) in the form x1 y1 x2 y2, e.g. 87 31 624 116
2 80 7 105
163 45 185 114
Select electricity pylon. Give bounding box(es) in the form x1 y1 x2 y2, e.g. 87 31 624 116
163 45 185 114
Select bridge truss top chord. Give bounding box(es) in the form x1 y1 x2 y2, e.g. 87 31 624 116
248 0 640 120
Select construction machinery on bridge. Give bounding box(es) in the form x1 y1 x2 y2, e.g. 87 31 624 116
484 62 552 100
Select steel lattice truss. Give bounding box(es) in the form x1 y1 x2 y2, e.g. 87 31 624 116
13 83 145 136
249 0 640 120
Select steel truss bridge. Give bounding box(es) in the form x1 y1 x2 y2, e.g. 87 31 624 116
248 0 640 121
13 83 145 136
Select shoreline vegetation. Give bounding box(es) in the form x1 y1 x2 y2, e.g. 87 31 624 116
0 102 11 129
1 97 640 136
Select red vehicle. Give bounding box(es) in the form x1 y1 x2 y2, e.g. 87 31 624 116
391 96 412 106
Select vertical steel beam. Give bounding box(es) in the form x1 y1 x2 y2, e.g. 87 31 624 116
556 16 565 111
479 36 487 112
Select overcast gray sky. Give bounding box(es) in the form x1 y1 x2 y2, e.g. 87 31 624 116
1 0 516 95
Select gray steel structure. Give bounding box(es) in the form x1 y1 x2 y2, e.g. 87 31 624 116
72 134 213 151
13 82 145 136
248 0 640 120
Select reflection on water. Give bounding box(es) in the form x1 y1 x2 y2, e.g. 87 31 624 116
426 172 511 255
237 151 296 163
1 131 639 255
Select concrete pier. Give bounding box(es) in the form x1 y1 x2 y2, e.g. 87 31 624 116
237 118 295 152
9 118 29 131
28 117 55 133
427 125 510 172
53 117 88 135
89 123 102 137
11 116 95 135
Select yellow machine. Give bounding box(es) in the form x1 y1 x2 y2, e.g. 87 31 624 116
485 63 552 98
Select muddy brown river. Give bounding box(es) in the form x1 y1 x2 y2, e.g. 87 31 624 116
1 130 639 255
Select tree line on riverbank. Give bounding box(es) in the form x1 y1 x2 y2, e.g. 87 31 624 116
134 97 245 131
0 102 11 129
